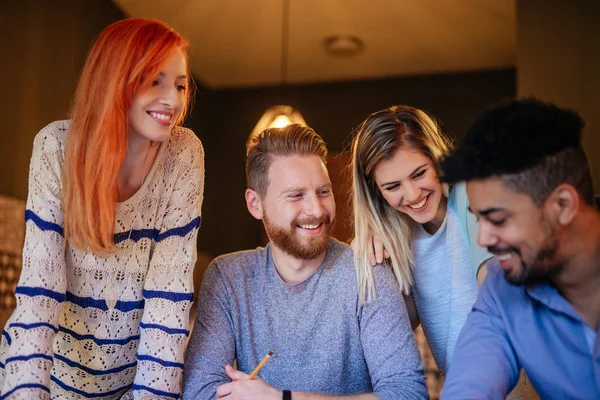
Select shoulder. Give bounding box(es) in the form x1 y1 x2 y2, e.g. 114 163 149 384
448 182 467 212
325 240 399 293
169 126 204 154
208 247 268 281
326 239 354 265
478 260 525 304
323 239 358 279
161 126 204 174
32 120 69 154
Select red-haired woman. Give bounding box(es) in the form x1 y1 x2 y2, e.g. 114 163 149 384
0 18 204 399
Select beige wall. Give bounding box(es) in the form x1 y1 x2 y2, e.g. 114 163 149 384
517 0 600 192
0 1 124 200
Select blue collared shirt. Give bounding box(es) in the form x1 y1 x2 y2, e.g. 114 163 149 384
442 260 600 399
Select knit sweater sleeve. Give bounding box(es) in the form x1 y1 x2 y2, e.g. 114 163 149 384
0 121 68 399
181 260 235 400
132 131 205 399
359 264 429 400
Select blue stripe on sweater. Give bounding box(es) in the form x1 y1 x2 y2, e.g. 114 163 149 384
6 353 53 364
136 354 184 369
156 217 201 241
15 286 66 303
59 326 140 346
9 322 58 333
50 376 131 398
25 210 200 244
66 292 144 312
114 216 201 244
54 353 137 375
0 383 50 400
25 210 64 236
139 322 189 336
132 384 179 399
143 289 193 303
2 330 11 346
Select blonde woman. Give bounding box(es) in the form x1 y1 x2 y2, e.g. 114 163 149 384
351 105 537 398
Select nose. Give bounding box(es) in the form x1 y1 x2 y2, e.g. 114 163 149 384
403 181 420 203
477 221 499 248
159 86 181 109
304 193 324 218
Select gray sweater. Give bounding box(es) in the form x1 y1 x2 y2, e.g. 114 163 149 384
182 239 427 399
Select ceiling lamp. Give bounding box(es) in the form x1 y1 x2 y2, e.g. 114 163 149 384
324 35 364 57
249 0 306 145
249 105 307 146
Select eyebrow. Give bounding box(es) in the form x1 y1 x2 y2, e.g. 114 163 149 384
476 207 506 216
158 72 188 80
280 183 332 195
380 163 428 187
279 187 303 196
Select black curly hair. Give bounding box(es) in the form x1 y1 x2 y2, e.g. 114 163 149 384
441 98 594 206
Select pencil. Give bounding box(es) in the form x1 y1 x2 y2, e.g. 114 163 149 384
247 349 275 380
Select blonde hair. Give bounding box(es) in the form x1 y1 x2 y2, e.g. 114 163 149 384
351 105 453 302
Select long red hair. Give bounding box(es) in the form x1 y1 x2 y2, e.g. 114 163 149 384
63 18 191 256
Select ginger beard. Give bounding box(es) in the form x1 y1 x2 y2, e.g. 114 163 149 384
263 213 335 260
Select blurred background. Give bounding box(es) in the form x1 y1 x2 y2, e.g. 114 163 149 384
1 1 598 398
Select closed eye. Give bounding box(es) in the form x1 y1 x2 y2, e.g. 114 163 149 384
412 170 426 179
489 219 507 227
384 183 401 191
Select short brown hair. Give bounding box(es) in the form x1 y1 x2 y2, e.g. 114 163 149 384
246 124 328 197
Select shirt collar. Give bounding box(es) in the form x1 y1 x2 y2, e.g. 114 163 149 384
526 281 584 323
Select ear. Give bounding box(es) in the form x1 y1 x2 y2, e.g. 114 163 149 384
245 188 264 220
549 184 579 226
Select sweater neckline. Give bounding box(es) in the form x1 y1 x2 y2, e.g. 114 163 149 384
117 140 166 207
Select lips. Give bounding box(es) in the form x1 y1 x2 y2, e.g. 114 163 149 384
295 217 330 235
147 111 173 126
404 194 429 212
489 246 521 270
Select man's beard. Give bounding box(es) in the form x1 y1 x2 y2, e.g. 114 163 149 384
489 222 562 286
263 214 334 260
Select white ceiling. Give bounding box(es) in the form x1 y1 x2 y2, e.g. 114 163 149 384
113 0 516 89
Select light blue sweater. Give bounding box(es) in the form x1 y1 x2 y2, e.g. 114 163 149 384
411 182 491 373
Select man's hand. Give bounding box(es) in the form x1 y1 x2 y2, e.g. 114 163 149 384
216 364 282 400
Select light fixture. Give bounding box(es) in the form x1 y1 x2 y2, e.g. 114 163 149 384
248 105 307 147
249 0 306 144
324 35 364 57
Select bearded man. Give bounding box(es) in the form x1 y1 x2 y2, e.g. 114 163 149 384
441 98 600 399
183 124 427 400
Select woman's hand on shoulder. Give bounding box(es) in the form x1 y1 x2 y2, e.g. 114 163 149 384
351 233 390 266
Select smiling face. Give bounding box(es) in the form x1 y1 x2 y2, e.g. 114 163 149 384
257 154 336 260
467 177 564 285
128 48 188 143
373 146 445 230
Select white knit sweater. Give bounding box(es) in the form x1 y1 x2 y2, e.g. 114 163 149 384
0 120 204 399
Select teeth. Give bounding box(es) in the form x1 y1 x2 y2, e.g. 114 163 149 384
299 224 319 230
149 112 171 121
409 197 427 209
498 253 513 261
